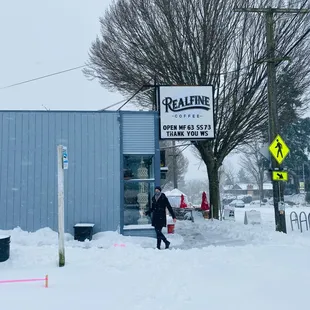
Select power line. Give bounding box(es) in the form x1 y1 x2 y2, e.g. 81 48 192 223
176 144 191 156
117 83 153 111
276 0 309 42
0 58 268 93
281 25 310 60
2 6 308 92
0 63 154 111
0 61 155 111
160 142 191 150
0 65 86 90
98 98 127 111
234 6 310 234
0 60 263 92
2 19 308 93
99 87 154 111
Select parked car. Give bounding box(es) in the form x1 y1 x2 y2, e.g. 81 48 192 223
222 198 235 205
250 200 267 206
229 199 245 208
242 195 253 204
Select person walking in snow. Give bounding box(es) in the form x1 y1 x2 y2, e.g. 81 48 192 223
145 186 176 250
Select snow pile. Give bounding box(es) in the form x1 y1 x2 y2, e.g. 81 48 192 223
1 211 310 309
165 188 189 208
200 217 310 247
285 193 307 205
0 227 184 250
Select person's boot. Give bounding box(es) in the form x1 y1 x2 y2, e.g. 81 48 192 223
157 239 161 250
164 240 170 249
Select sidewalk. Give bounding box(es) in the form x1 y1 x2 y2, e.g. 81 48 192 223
171 213 247 250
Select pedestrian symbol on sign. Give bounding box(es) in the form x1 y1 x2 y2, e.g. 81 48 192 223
269 134 290 165
275 139 283 159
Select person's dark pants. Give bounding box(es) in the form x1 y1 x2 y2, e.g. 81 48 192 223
154 226 168 249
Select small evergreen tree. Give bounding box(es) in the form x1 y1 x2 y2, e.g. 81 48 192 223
237 168 251 184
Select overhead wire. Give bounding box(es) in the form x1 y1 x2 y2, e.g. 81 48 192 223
0 64 155 111
0 59 264 92
160 143 191 150
98 98 127 111
280 24 310 61
0 0 309 92
275 0 309 42
116 80 154 111
176 143 191 156
0 65 87 90
1 10 309 94
98 87 154 111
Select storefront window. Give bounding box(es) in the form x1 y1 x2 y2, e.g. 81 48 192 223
123 155 154 180
124 182 155 225
123 154 155 226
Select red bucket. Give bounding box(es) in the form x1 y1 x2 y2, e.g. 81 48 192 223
167 224 175 234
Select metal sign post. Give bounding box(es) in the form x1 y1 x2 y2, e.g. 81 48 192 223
57 145 68 267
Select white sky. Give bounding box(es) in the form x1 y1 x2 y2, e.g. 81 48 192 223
0 0 240 180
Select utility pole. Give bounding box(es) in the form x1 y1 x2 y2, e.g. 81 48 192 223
172 140 178 189
234 7 310 233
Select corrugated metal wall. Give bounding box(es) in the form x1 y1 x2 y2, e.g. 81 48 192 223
0 111 120 234
122 112 156 154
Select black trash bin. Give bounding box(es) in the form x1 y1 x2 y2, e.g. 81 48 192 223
74 224 95 241
0 236 10 262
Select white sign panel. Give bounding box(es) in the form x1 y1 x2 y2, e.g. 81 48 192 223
223 205 235 221
62 146 68 170
244 210 261 225
159 85 214 139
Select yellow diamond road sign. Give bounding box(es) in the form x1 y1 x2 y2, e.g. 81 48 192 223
269 134 290 165
272 171 288 181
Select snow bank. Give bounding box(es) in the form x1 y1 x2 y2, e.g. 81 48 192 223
1 211 310 310
285 193 307 205
0 226 184 250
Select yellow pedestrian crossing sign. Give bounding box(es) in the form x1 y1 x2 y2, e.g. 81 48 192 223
272 171 288 181
269 134 290 165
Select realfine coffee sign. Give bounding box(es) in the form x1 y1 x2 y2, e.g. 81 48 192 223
159 85 214 140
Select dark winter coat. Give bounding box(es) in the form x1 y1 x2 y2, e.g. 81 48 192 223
147 193 176 228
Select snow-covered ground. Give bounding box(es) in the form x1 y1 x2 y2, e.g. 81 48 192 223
1 205 310 310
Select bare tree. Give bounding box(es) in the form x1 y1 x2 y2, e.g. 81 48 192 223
237 168 251 183
218 165 226 187
240 142 269 200
182 179 209 205
223 165 237 186
160 141 189 189
84 0 310 218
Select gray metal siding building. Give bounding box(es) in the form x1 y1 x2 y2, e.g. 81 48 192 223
0 110 159 235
